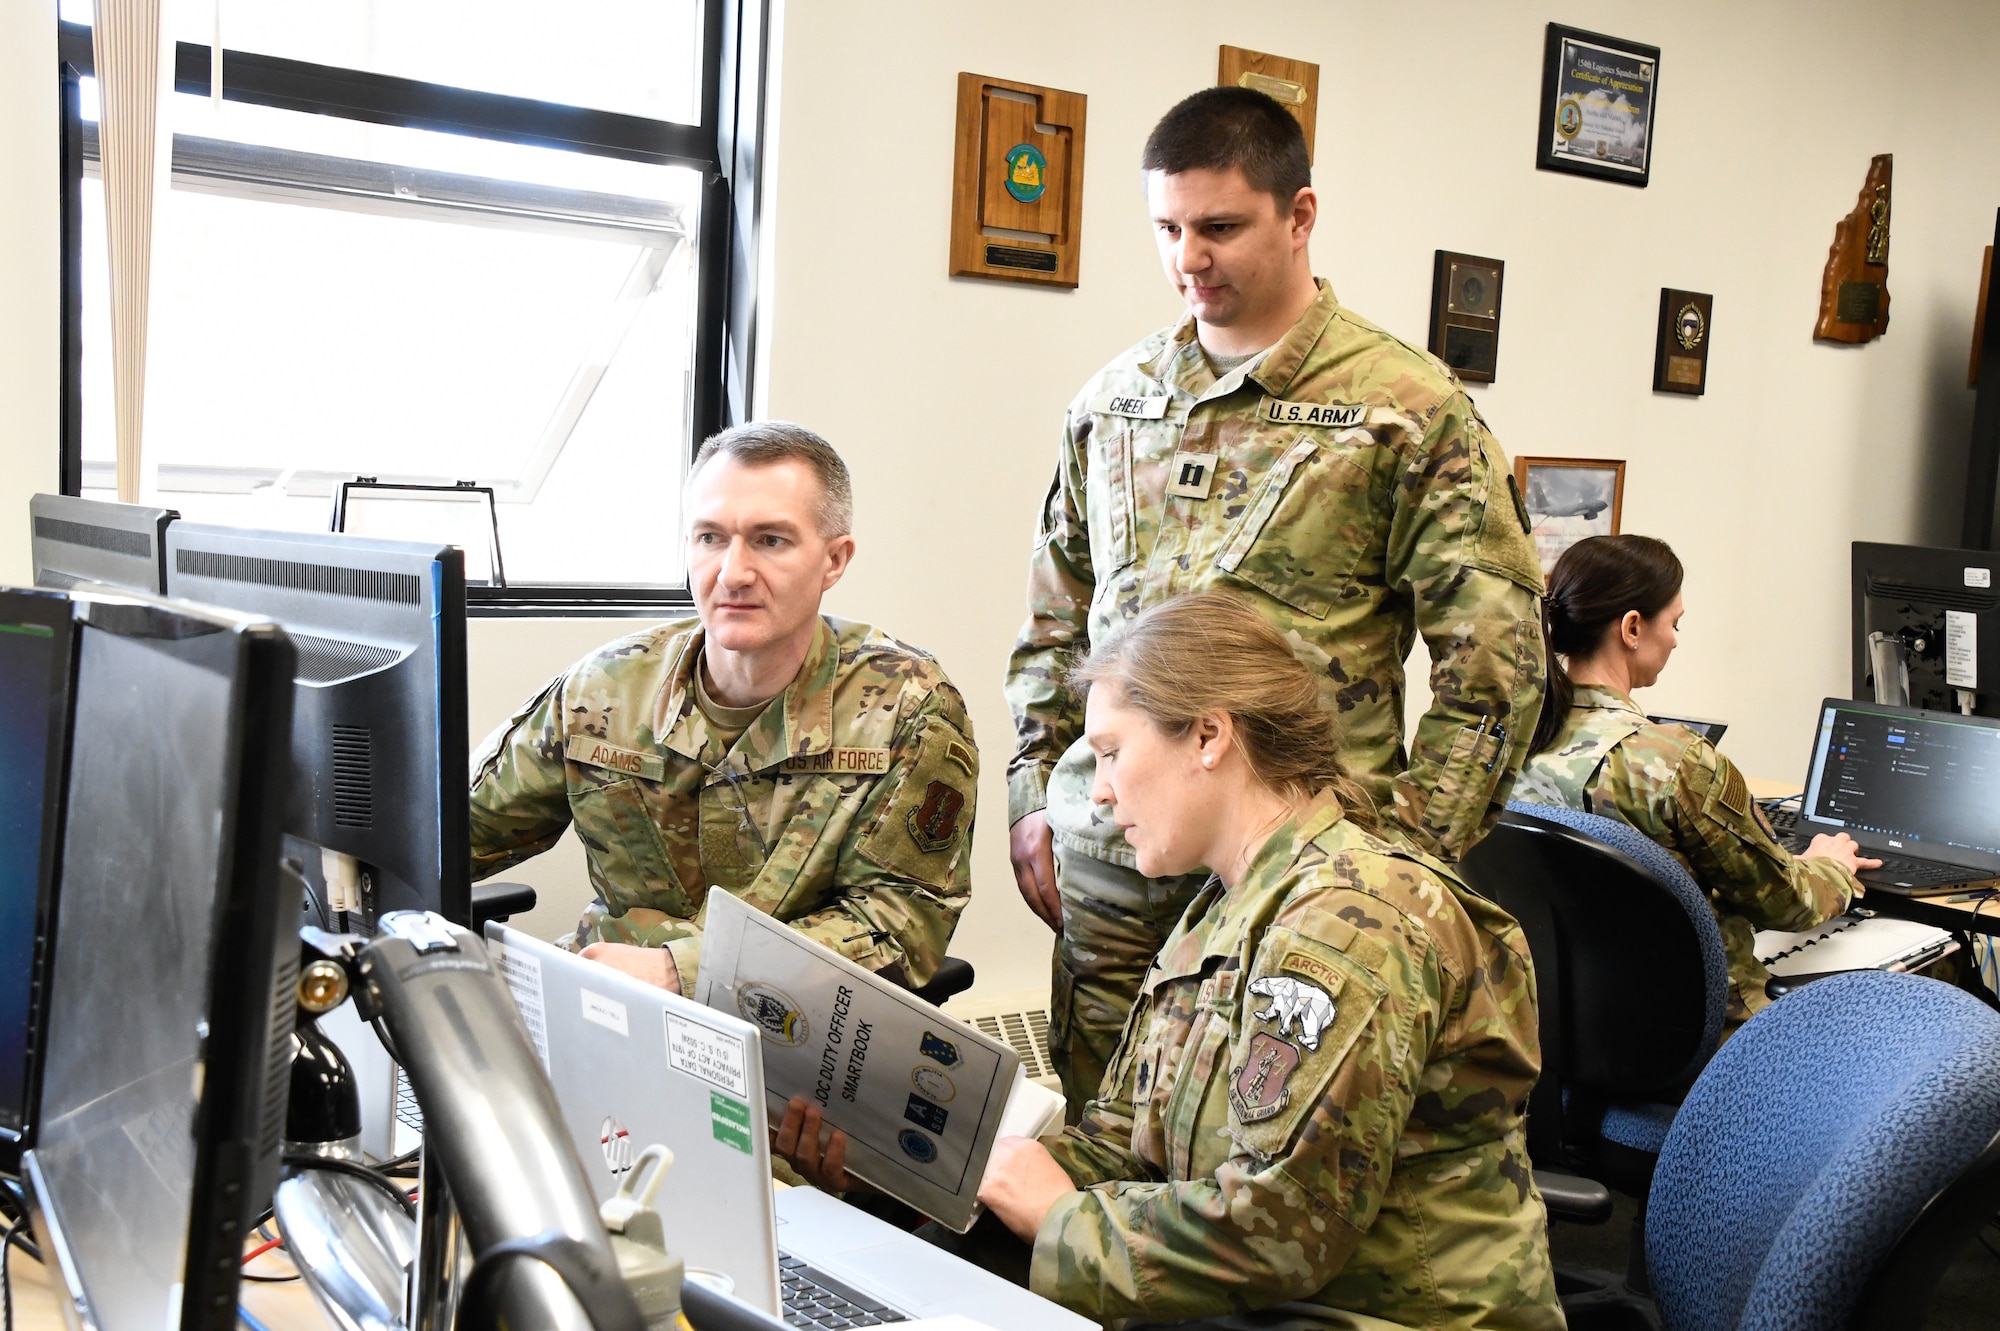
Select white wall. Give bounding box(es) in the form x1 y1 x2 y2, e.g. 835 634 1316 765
760 0 2000 998
4 0 1998 1003
0 0 59 583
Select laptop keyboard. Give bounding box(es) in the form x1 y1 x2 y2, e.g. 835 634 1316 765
1860 856 1981 888
779 1253 906 1327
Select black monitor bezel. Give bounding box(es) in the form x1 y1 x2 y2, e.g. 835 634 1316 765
1797 695 2000 874
26 592 296 1331
0 588 78 1172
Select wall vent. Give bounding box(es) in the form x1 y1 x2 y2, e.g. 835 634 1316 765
944 989 1058 1091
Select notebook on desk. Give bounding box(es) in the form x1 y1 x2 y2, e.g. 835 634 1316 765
1790 699 2000 895
1754 912 1958 977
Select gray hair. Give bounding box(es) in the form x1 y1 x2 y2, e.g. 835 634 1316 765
690 421 854 538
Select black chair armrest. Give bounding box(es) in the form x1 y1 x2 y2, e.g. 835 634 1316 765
471 881 538 930
908 957 975 1006
1535 1169 1614 1224
1765 971 1845 1001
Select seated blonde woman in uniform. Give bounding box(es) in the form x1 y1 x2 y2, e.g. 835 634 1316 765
969 592 1562 1330
1513 534 1877 1026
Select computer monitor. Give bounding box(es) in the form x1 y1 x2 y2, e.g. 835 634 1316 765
164 524 471 927
0 588 76 1173
1852 541 2000 719
29 492 177 593
23 589 297 1331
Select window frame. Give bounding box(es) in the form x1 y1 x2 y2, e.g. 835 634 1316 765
55 7 769 615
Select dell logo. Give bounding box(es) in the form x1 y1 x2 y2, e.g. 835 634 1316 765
1887 840 1903 848
600 1115 634 1175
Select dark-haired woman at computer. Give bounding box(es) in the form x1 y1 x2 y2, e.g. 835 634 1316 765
1515 534 1875 1026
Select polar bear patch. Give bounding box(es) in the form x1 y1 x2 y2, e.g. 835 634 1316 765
1247 975 1337 1051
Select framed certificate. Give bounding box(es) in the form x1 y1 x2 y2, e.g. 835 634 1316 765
1536 24 1660 188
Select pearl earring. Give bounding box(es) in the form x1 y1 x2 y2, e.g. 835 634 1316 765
1202 755 1215 768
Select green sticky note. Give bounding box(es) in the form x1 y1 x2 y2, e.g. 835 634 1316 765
711 1117 753 1154
710 1091 750 1127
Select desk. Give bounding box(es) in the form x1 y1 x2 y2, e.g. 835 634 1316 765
6 1229 332 1330
1746 776 2000 940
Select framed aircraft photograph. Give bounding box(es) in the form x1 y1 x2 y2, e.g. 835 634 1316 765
1513 456 1626 573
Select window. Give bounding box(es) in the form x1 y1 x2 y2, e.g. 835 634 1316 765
58 2 767 611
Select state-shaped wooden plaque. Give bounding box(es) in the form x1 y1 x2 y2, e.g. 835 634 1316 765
949 72 1086 288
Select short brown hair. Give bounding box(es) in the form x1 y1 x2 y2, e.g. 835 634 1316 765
690 421 853 537
1071 591 1376 828
1141 87 1311 210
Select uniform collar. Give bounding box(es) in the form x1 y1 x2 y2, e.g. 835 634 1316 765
1570 683 1644 717
1135 278 1341 401
658 617 839 772
1147 790 1352 986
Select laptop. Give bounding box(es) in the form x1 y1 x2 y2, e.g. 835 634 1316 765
485 924 1093 1331
1793 698 2000 894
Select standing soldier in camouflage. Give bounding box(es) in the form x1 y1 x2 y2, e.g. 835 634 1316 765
1006 87 1547 1115
470 422 977 995
1514 534 1873 1026
980 594 1563 1329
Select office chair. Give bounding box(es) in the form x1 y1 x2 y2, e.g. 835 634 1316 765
1647 969 2000 1331
1460 803 1729 1197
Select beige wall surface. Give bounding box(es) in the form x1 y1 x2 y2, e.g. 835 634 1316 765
761 0 2000 998
4 2 1999 1004
0 0 59 585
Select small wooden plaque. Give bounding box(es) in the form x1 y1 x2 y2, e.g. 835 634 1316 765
1218 46 1319 162
1428 251 1505 384
1815 154 1893 344
1653 289 1713 395
949 73 1086 288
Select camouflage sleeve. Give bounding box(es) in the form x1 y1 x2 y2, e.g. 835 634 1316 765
1029 897 1442 1321
467 672 575 880
1384 397 1547 861
1041 995 1155 1187
731 682 976 988
1665 741 1855 930
1003 409 1095 826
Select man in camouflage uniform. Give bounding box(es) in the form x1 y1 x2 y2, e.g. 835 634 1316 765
986 791 1563 1329
1516 683 1861 1025
471 423 976 994
1006 88 1547 1113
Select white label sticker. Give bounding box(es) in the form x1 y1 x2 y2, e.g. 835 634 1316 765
1947 609 1978 689
580 988 630 1038
1968 567 1992 589
492 942 551 1073
665 1012 750 1097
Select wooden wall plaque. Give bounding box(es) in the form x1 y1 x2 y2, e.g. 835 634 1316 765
1428 251 1505 384
948 73 1086 288
1653 289 1712 395
1815 154 1893 344
1218 46 1319 162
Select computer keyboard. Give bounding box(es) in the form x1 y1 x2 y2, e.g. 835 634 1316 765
1761 804 1811 853
779 1253 906 1327
1861 856 1980 888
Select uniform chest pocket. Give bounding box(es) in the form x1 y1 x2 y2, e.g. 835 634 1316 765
569 777 692 916
1164 997 1237 1179
1215 436 1377 620
1084 418 1138 581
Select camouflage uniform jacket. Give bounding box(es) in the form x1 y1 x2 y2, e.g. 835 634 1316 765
1513 684 1855 1020
1034 795 1562 1330
1005 281 1547 865
468 615 976 990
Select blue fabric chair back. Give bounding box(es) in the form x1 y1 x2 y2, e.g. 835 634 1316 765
1646 970 2000 1331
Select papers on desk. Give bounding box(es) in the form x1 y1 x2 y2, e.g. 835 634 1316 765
1754 912 1958 977
696 891 1027 1233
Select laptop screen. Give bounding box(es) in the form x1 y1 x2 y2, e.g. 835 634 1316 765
1800 700 2000 865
